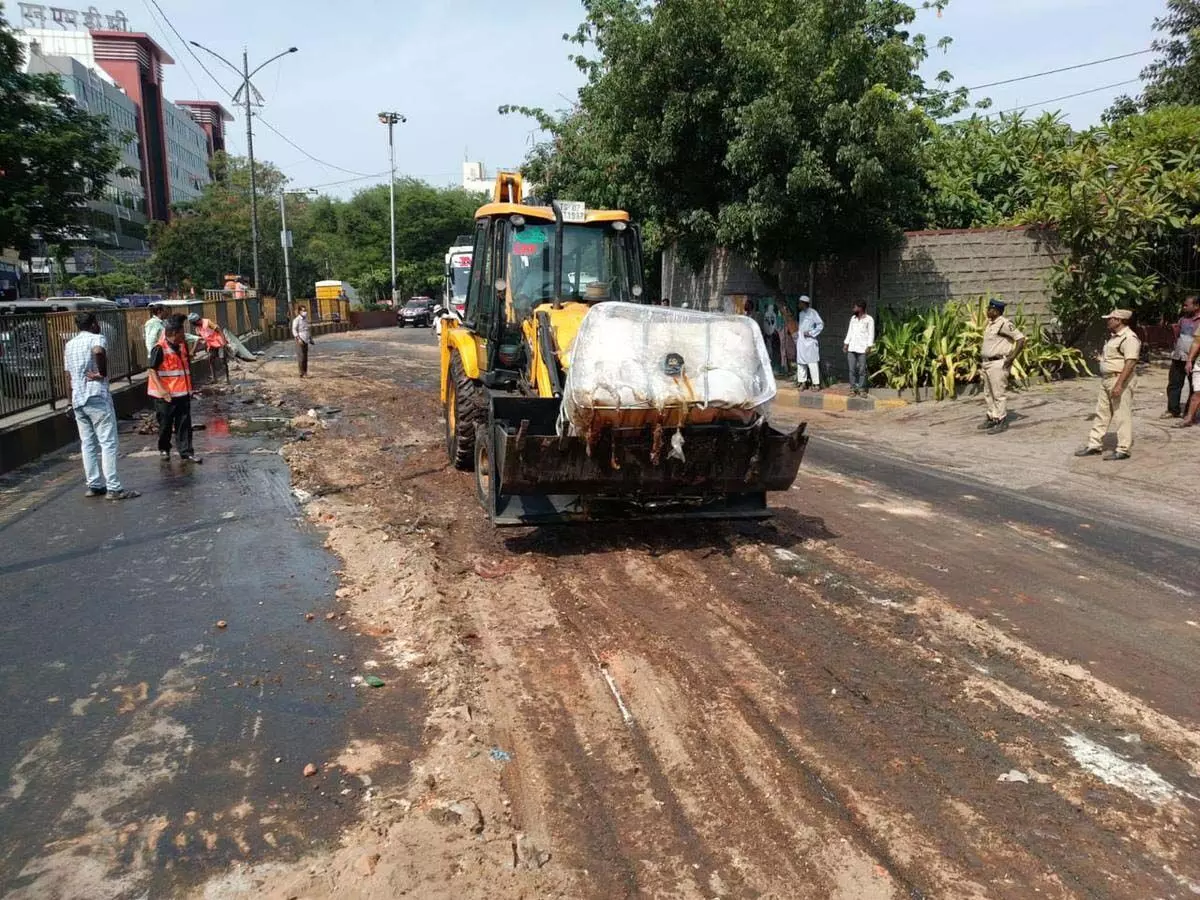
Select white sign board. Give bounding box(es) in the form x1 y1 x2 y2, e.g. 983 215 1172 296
558 200 586 223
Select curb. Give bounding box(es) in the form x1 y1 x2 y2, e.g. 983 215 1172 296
774 389 909 413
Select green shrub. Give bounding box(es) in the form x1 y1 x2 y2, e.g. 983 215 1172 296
872 298 1088 399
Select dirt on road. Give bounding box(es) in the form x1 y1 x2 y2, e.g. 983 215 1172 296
199 331 1200 900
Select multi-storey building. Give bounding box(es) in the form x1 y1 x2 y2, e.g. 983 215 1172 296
14 13 227 276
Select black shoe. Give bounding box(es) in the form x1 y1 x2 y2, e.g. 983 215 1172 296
106 489 141 501
1103 450 1131 461
84 487 106 498
181 454 203 464
160 450 171 461
1073 447 1102 457
977 418 997 431
987 418 1009 434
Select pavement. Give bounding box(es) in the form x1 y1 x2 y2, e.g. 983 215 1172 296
0 374 423 899
772 364 1200 545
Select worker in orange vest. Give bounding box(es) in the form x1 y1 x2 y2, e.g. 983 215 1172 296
148 314 200 463
188 311 229 382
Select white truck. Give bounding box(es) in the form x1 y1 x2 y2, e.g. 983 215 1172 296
443 237 473 324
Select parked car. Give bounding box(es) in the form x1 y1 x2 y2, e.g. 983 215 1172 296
398 297 435 328
0 298 120 400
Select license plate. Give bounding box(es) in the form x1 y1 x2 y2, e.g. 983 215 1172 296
558 200 586 223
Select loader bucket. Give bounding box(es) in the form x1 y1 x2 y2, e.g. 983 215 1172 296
479 395 808 526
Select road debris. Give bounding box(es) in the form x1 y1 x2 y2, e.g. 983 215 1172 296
488 748 512 764
303 763 319 778
363 675 385 688
447 799 485 834
997 769 1030 784
215 620 227 630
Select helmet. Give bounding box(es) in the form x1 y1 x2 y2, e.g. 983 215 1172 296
187 312 201 324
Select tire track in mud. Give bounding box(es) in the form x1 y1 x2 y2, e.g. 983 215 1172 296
243 334 1200 899
492 520 1199 899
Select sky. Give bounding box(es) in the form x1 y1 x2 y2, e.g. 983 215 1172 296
122 0 1164 199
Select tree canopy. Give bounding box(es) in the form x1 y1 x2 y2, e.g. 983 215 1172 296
149 153 481 303
505 0 962 274
0 4 124 255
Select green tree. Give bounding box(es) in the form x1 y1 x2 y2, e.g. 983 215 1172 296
923 113 1075 229
505 0 962 273
1107 0 1200 118
1018 107 1200 341
0 4 124 256
1142 0 1200 109
149 154 479 301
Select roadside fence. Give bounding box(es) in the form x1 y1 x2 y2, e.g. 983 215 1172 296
0 296 303 419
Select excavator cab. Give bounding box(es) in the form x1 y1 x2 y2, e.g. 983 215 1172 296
440 172 807 525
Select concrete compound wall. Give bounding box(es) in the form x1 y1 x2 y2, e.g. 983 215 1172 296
661 226 1062 380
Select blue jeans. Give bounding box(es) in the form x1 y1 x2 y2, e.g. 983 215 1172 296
847 352 868 392
74 395 123 492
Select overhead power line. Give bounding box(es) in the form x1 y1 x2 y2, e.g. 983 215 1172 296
256 116 375 178
967 49 1153 92
997 78 1142 115
139 0 202 96
146 0 234 98
301 171 391 191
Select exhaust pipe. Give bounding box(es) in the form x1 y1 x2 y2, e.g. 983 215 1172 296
550 200 564 309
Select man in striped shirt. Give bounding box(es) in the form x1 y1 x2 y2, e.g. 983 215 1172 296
63 312 139 500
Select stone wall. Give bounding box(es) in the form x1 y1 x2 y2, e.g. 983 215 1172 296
661 226 1062 379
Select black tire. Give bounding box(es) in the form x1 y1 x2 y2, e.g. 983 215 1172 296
398 321 406 328
445 350 486 471
473 423 497 519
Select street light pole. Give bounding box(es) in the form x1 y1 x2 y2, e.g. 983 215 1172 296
242 49 260 300
190 40 298 320
378 111 405 305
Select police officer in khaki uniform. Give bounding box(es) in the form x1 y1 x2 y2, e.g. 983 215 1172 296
978 298 1025 434
1075 309 1141 460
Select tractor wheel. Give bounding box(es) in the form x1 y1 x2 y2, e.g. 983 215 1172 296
445 350 485 471
473 423 497 519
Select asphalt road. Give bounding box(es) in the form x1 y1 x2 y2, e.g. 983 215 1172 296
0 385 422 899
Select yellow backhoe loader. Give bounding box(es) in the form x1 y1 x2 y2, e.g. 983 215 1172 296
439 172 808 525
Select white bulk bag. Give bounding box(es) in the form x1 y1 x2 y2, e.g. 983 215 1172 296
560 302 777 434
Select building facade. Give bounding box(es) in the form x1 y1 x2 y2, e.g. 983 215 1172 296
14 18 223 278
164 100 210 206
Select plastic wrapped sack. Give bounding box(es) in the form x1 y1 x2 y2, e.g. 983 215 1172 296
560 302 777 435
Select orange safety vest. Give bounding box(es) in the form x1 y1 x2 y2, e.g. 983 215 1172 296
147 337 192 399
197 318 227 349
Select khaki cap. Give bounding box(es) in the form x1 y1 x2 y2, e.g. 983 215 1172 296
1102 309 1133 321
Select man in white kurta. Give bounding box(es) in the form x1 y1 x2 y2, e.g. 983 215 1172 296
794 296 823 389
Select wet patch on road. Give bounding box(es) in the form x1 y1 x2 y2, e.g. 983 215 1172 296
0 390 425 899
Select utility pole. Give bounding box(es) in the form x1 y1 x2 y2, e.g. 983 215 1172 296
190 40 298 320
279 188 316 312
242 49 259 300
279 190 292 310
378 111 405 305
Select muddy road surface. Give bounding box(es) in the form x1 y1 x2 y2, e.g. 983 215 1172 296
191 328 1197 900
8 327 1196 899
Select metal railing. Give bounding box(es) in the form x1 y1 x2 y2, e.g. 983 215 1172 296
0 297 287 419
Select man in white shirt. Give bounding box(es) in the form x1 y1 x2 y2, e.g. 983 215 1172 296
143 303 167 355
793 295 824 390
843 301 875 396
291 306 313 377
63 312 139 500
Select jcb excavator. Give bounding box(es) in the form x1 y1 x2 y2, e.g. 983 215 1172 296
439 172 808 525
